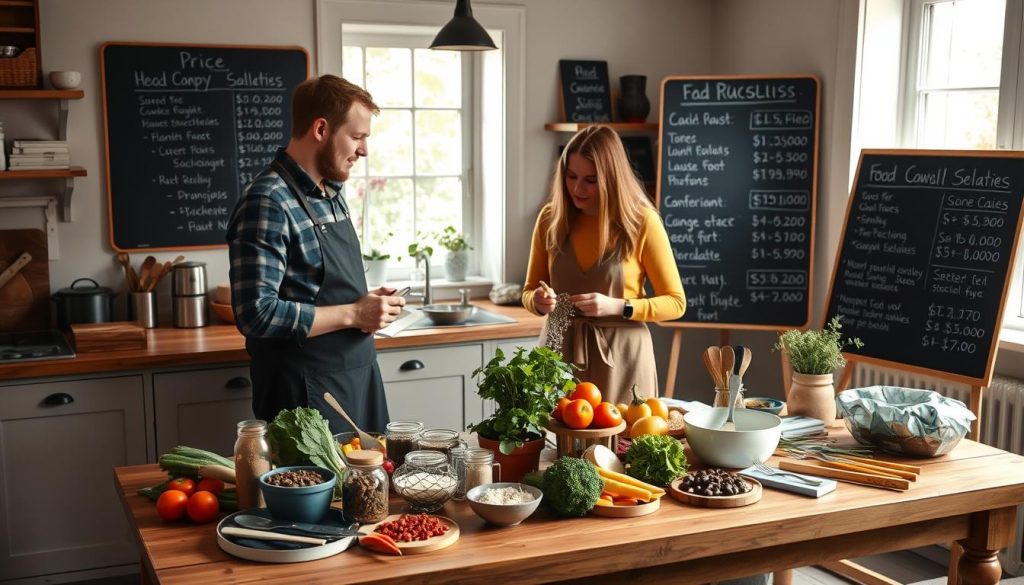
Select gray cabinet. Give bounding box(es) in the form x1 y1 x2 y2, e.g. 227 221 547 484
153 364 252 457
377 344 483 430
0 374 146 581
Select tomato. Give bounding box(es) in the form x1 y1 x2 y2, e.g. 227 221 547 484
631 415 670 438
196 478 225 495
570 381 602 407
552 397 572 423
186 491 220 523
382 459 395 475
167 477 195 497
562 398 594 429
156 489 189 521
592 402 623 429
646 397 669 420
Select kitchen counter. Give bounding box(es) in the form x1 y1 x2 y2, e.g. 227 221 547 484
0 300 543 381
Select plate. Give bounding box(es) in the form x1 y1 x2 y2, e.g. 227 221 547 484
590 496 660 518
669 476 762 508
361 514 459 554
216 508 355 563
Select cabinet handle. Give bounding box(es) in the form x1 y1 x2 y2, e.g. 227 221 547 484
43 392 74 406
225 377 252 390
399 360 425 371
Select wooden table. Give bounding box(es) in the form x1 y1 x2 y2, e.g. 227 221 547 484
114 437 1024 584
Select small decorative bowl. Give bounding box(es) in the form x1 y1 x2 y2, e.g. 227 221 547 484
209 302 234 323
333 431 387 455
0 46 19 58
258 466 336 523
49 71 81 90
743 397 785 415
466 482 543 526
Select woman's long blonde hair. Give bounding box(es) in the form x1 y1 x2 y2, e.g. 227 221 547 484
544 126 654 259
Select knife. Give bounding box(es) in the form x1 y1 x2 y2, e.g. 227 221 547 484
233 513 365 538
221 526 328 546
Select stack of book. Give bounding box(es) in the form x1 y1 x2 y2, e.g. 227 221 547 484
9 140 70 171
780 415 827 438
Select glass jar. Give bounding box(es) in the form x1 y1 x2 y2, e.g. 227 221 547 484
385 420 423 466
234 419 271 510
391 450 458 512
463 448 500 495
417 428 467 458
341 450 389 523
714 387 746 409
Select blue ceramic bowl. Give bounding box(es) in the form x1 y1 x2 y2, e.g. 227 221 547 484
258 466 337 523
743 396 785 415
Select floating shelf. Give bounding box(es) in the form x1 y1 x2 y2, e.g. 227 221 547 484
0 89 84 100
544 122 659 133
0 26 33 33
0 167 87 222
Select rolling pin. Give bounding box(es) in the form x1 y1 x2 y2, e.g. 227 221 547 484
0 252 31 290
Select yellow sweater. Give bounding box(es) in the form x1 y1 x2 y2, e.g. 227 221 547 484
522 207 686 322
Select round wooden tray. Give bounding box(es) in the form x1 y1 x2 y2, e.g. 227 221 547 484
361 514 459 555
590 496 660 518
544 419 627 458
668 476 762 508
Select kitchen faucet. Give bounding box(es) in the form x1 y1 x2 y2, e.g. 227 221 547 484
408 252 432 306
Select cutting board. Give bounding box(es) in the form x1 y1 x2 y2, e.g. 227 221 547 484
360 515 459 554
0 229 49 331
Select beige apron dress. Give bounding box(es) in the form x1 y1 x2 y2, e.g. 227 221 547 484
539 237 659 405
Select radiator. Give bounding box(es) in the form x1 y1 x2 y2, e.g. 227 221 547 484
850 365 1024 576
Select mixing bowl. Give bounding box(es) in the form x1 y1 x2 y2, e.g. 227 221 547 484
421 303 475 325
683 408 782 468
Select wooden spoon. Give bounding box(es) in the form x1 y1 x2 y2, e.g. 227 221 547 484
702 346 724 388
137 256 157 291
720 345 735 388
322 392 384 452
738 344 752 378
117 253 140 292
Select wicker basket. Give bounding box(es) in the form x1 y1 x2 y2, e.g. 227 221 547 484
0 48 39 87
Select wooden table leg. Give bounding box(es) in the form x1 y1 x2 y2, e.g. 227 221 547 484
956 507 1016 585
663 329 683 398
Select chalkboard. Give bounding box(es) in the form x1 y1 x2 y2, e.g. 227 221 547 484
825 150 1024 386
101 42 309 251
657 76 820 329
558 60 612 123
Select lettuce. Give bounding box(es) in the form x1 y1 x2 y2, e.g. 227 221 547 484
267 407 346 497
625 434 688 486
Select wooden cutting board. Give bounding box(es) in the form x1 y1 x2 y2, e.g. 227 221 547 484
360 515 459 554
0 229 49 331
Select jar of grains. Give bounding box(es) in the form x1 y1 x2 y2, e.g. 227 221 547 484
234 420 271 510
392 450 458 512
342 450 389 523
385 420 423 466
417 428 467 458
462 447 500 494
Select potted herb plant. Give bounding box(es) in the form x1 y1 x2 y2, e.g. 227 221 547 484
467 346 576 481
435 225 472 282
362 232 394 288
773 315 864 424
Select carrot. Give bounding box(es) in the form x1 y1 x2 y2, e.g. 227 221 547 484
613 497 639 506
593 465 665 496
600 477 653 502
593 498 614 507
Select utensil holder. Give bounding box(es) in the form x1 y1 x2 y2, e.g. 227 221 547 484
714 386 746 409
129 291 158 328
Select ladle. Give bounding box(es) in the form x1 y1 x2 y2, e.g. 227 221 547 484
322 392 384 452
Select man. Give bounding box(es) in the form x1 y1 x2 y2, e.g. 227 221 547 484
227 75 404 434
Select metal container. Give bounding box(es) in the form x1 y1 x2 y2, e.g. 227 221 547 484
171 261 207 296
421 304 475 325
129 291 158 329
51 278 115 330
173 295 208 328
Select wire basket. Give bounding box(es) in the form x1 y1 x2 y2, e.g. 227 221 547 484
0 48 39 87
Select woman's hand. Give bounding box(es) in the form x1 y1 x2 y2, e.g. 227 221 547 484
570 292 625 317
534 285 557 315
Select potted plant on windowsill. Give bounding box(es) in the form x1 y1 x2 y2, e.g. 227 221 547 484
467 346 576 481
362 232 394 288
773 315 863 425
436 225 472 282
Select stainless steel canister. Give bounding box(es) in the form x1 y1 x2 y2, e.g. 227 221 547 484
171 261 207 296
173 295 208 328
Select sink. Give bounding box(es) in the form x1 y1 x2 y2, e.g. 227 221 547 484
403 306 516 331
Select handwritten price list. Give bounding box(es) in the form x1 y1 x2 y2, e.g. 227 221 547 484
658 77 819 327
826 153 1024 382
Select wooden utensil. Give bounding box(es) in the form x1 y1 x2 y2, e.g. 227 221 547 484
702 346 724 388
220 526 327 546
835 454 922 475
779 459 910 491
738 345 752 378
720 345 735 386
147 261 173 292
137 256 157 291
117 253 140 292
813 458 916 481
322 392 385 452
0 251 31 290
0 229 49 331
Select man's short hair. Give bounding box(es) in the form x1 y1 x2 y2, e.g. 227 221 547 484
291 75 379 138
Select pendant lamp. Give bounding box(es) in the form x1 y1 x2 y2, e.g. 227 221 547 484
429 0 497 51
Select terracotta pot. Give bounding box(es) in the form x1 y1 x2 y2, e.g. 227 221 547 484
476 435 544 483
786 372 837 425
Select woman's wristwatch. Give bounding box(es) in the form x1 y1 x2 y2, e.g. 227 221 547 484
622 298 634 319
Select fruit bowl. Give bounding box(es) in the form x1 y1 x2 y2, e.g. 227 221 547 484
544 418 626 458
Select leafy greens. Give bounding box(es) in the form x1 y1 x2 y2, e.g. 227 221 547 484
267 407 345 497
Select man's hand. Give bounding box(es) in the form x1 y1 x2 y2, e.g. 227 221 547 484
355 290 406 333
570 292 625 318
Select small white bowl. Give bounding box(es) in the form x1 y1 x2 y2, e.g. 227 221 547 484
49 71 81 90
466 482 543 526
683 408 782 468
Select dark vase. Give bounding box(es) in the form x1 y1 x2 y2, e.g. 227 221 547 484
617 75 650 122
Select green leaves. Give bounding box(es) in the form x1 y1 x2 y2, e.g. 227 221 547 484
773 315 865 375
267 407 346 497
436 225 472 252
625 434 688 486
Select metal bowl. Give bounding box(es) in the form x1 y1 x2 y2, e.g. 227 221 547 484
0 46 19 58
421 303 475 325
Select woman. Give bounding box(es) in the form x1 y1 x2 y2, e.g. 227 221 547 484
522 126 686 405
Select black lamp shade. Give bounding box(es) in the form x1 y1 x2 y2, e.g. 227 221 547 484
430 0 497 51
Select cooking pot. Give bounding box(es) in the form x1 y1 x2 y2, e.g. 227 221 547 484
51 278 115 330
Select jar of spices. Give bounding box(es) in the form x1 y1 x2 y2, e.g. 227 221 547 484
234 419 271 510
417 428 467 458
392 450 458 512
385 420 423 466
342 450 389 523
462 448 500 494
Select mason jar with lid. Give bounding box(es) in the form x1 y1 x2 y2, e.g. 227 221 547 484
417 428 467 458
392 450 457 512
385 420 423 466
234 419 271 510
341 450 389 523
462 447 501 495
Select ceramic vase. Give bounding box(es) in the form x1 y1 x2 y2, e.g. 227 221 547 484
364 259 387 288
445 250 468 282
476 435 544 483
786 372 837 424
617 75 650 122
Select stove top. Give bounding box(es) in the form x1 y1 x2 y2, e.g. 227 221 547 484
0 330 76 364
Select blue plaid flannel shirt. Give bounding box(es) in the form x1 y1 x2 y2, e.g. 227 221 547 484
226 148 350 340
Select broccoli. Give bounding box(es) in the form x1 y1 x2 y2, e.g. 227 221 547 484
542 456 603 517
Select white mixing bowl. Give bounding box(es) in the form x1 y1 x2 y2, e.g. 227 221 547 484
683 408 782 468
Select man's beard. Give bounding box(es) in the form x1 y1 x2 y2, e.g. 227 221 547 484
316 140 349 183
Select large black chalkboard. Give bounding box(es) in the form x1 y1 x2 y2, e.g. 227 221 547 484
657 76 819 329
825 150 1024 385
101 42 309 250
559 60 612 123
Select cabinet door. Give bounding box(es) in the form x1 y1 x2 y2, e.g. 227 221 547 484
153 365 252 457
377 345 482 430
0 375 146 581
483 338 539 418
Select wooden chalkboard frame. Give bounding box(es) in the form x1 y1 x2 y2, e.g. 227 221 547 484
100 41 310 252
655 74 821 332
558 59 613 123
824 149 1024 387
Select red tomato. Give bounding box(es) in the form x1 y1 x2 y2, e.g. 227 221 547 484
552 397 571 422
186 491 220 523
562 398 594 429
156 489 189 521
167 477 196 497
570 381 602 407
592 402 623 429
196 478 225 495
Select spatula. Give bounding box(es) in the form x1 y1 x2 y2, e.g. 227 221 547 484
322 392 384 452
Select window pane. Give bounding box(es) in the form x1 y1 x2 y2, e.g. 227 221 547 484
415 110 462 175
415 177 463 241
366 47 411 107
342 46 363 87
368 110 413 176
415 49 461 108
347 178 366 235
918 90 999 148
923 0 1004 88
367 177 414 262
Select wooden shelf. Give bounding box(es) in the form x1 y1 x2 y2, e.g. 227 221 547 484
0 26 33 33
0 89 82 100
0 166 86 180
544 122 659 133
0 1 34 6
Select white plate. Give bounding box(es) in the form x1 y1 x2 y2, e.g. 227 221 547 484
216 509 355 563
